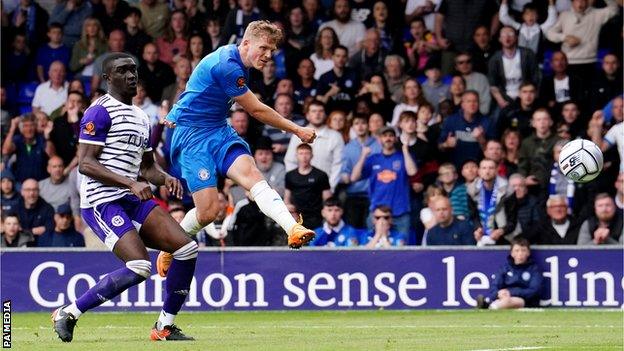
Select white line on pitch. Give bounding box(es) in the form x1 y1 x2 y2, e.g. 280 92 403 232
468 347 550 351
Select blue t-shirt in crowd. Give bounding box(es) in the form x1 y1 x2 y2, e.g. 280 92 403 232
361 151 411 216
426 218 476 246
311 222 360 247
166 44 249 129
37 229 85 247
359 230 406 247
36 44 71 80
438 111 493 168
341 136 381 195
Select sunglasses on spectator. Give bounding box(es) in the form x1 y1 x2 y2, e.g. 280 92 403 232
374 215 391 220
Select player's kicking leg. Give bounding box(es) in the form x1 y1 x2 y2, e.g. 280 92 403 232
157 149 314 277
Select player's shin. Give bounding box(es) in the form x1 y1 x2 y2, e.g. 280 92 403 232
179 208 204 236
65 260 151 318
250 180 297 232
158 241 198 330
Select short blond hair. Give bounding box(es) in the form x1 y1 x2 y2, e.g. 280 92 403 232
243 20 283 44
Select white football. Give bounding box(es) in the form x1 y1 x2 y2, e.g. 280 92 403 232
558 139 603 183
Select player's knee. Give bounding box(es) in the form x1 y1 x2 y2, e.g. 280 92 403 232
173 241 198 261
126 259 152 279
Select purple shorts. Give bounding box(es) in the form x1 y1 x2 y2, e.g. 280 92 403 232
81 194 158 250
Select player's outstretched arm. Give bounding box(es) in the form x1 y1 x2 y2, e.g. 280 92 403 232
234 90 316 143
140 150 183 199
78 143 153 201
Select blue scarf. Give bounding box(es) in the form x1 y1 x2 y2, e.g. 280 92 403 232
549 162 574 214
478 178 499 236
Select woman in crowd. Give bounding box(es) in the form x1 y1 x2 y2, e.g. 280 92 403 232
391 78 427 126
310 27 338 80
70 17 107 78
156 10 189 67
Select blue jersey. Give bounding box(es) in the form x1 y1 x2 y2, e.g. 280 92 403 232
167 44 249 129
361 151 411 216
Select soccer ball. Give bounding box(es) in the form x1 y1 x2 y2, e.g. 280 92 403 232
558 139 603 183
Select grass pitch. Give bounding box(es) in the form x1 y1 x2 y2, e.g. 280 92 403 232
11 309 623 350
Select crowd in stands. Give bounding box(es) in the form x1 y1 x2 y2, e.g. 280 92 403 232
1 0 622 248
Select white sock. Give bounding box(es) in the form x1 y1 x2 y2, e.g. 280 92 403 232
250 180 297 233
157 310 176 330
180 208 204 236
61 303 83 319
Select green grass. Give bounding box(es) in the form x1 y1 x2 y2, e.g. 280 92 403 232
10 310 623 350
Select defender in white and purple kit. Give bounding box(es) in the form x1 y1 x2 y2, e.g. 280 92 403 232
51 53 196 342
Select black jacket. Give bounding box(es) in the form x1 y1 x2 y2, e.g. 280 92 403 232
524 217 581 245
488 47 540 102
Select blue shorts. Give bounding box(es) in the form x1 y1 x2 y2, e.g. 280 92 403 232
170 124 251 192
81 194 158 250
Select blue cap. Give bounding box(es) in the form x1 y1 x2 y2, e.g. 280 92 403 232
56 203 72 215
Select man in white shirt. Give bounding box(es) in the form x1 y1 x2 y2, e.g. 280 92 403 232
319 0 366 57
31 61 68 116
284 100 344 191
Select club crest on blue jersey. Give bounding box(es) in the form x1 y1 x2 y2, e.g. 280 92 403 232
198 168 210 181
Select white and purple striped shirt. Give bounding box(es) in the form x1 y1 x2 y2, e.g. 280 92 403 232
78 94 152 208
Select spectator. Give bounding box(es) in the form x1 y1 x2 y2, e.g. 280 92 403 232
405 17 439 75
69 17 107 78
49 0 93 48
461 158 479 184
229 192 284 247
162 57 192 105
360 205 406 248
419 185 446 230
501 128 521 176
2 114 51 182
484 139 508 178
405 0 439 32
616 172 624 211
422 61 450 111
16 178 55 245
548 140 577 209
285 143 332 229
251 60 277 104
538 51 585 114
310 27 338 80
285 100 344 190
350 28 387 81
183 0 206 35
368 112 385 136
577 193 623 245
351 126 418 236
1 172 20 215
518 109 561 189
590 53 623 112
31 61 69 116
132 81 158 126
38 156 80 219
1 214 35 248
546 0 620 85
186 34 206 71
123 7 152 60
469 159 513 246
448 75 466 112
282 6 315 76
357 73 395 119
319 0 366 57
383 56 408 105
136 0 170 39
340 114 381 228
488 26 539 109
505 173 542 235
49 90 84 171
426 196 476 245
454 52 491 115
434 0 498 74
91 30 139 92
416 102 442 145
326 110 350 143
317 45 359 113
92 0 131 35
557 101 583 139
498 81 538 139
1 33 33 85
391 78 427 126
156 10 190 68
439 91 492 168
222 0 264 45
525 195 580 245
37 203 85 247
311 197 359 247
477 238 543 309
35 23 71 83
263 93 305 162
137 42 176 103
229 109 260 151
11 0 50 52
437 163 469 219
470 25 496 75
369 1 400 54
204 18 225 54
498 0 557 58
293 58 318 109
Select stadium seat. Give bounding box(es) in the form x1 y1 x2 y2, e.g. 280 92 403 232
17 82 38 106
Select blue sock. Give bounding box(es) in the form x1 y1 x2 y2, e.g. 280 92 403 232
75 267 146 312
162 258 196 315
